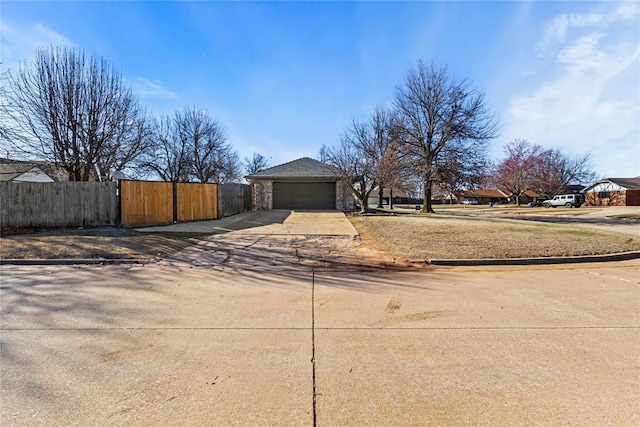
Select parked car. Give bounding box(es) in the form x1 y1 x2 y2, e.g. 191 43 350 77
542 194 584 208
462 199 479 205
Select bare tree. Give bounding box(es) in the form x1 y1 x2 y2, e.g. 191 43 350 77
322 120 378 213
2 46 150 181
318 145 331 163
140 107 240 183
0 67 13 145
436 146 489 204
492 139 543 205
176 106 238 183
394 60 499 212
207 148 241 183
244 152 269 176
324 106 407 212
138 114 192 182
494 139 597 204
532 150 596 199
366 106 406 208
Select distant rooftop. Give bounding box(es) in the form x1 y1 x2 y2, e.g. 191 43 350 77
598 177 640 190
0 158 64 182
461 188 510 199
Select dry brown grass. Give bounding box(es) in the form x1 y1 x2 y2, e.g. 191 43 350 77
349 214 640 260
0 227 204 259
3 214 639 262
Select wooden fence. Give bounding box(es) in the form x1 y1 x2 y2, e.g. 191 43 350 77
0 181 118 229
1 180 252 229
119 180 251 227
218 183 253 218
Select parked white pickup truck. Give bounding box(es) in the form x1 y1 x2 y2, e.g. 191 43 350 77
542 194 584 208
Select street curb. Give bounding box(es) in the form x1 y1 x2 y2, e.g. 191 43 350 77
0 258 155 266
426 251 640 266
2 251 639 268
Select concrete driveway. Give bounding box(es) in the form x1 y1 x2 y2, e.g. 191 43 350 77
143 210 375 269
2 259 638 426
137 210 358 236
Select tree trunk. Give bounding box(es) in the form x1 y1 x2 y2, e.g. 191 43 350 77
360 188 374 213
358 195 367 213
378 186 383 208
389 188 394 210
421 179 435 213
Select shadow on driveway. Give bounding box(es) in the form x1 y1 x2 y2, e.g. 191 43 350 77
135 210 292 234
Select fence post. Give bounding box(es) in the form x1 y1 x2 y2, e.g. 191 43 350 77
172 181 178 223
117 180 122 227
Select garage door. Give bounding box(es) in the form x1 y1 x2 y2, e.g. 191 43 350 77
273 182 336 210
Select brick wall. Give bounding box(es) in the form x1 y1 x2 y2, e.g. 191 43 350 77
585 190 627 206
625 190 640 206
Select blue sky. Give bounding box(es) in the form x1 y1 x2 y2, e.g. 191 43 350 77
1 1 638 178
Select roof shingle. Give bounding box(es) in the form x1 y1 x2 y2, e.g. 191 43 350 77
606 177 640 190
246 157 340 180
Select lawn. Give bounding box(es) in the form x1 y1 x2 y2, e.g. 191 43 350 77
3 214 639 262
349 214 640 260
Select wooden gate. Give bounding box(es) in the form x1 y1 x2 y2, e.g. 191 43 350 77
120 180 173 227
176 182 217 222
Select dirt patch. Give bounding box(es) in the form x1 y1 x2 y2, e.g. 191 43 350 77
0 227 205 259
349 215 640 261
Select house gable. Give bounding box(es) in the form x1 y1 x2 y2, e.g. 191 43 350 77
0 158 64 182
12 167 56 183
583 177 640 193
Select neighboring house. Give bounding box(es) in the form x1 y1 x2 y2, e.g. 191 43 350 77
246 157 354 211
431 185 457 204
458 188 510 205
0 158 65 183
583 177 640 206
519 189 541 205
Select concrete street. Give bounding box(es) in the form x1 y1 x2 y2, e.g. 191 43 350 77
2 257 639 426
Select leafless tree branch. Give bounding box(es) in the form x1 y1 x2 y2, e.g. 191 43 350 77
394 59 499 212
2 46 150 181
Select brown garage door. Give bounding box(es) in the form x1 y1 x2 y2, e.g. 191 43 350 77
272 182 336 210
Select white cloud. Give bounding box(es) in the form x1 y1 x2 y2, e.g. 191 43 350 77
0 20 72 70
536 1 638 56
537 12 603 54
615 1 639 20
131 76 178 100
502 3 640 178
556 32 607 69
